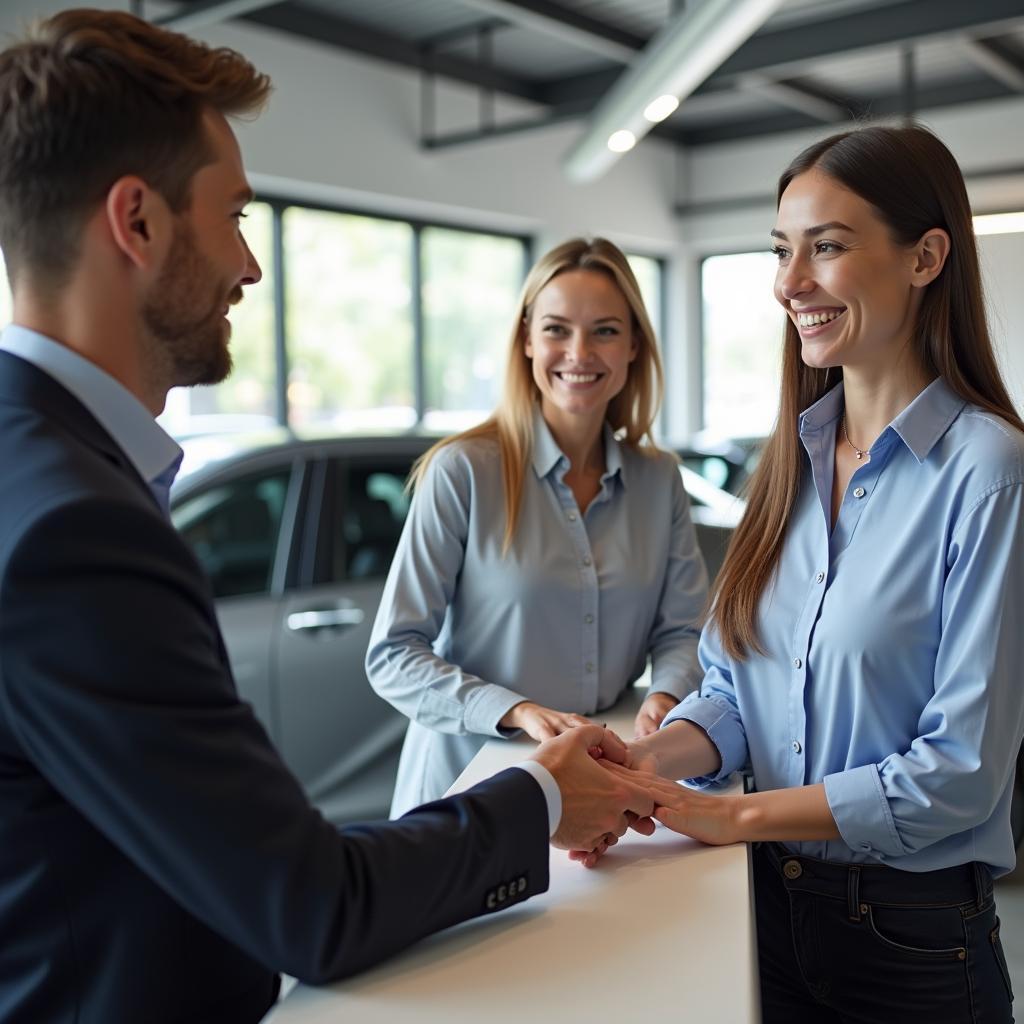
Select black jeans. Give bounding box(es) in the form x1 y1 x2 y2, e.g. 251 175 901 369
754 842 1015 1024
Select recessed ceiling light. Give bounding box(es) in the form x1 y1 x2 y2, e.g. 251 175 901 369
607 129 637 153
644 95 680 122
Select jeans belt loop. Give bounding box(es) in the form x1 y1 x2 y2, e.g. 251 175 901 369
972 862 987 912
847 864 862 922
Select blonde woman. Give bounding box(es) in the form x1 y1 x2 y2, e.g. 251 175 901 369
367 237 708 816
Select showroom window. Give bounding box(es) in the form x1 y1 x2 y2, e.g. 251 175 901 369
160 200 531 439
701 250 783 438
627 253 664 340
284 208 415 432
421 226 525 433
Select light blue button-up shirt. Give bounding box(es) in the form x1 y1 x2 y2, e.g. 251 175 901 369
0 324 182 506
368 410 708 816
665 378 1024 876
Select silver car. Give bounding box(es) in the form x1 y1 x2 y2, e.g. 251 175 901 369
170 433 742 826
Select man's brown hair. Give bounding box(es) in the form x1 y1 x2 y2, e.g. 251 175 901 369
0 7 271 291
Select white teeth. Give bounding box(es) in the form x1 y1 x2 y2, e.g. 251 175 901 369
559 372 599 383
797 309 845 327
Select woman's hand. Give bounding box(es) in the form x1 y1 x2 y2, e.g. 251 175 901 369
500 701 592 742
633 692 679 738
644 774 742 846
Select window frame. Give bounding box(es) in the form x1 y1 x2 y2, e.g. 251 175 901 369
257 193 533 432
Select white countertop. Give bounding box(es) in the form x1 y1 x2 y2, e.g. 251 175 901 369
268 690 759 1023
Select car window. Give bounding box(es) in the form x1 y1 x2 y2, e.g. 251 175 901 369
325 457 414 583
172 470 290 599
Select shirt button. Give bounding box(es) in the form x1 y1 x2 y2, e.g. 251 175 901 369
582 556 592 567
584 614 594 624
793 657 802 669
585 662 594 673
815 572 825 584
567 511 577 522
853 487 866 499
792 740 802 754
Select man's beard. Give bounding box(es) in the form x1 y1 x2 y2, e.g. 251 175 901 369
142 221 240 389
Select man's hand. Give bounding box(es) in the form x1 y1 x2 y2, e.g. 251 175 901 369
633 692 679 738
530 725 656 851
501 701 592 742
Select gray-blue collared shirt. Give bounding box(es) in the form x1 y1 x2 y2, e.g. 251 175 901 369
0 324 182 507
368 410 708 815
666 378 1024 875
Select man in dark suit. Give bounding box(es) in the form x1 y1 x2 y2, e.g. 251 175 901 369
0 10 655 1023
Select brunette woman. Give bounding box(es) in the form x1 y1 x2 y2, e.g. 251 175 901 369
614 125 1022 1023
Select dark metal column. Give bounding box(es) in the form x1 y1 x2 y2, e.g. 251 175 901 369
272 204 289 427
411 228 426 425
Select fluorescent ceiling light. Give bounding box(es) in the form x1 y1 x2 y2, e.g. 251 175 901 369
973 212 1024 236
607 130 637 153
643 95 680 123
564 0 786 183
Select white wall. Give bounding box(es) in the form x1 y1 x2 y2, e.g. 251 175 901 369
981 231 1024 414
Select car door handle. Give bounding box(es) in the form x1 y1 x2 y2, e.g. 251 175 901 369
287 607 366 632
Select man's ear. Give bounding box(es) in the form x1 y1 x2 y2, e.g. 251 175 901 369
911 227 951 289
105 176 171 271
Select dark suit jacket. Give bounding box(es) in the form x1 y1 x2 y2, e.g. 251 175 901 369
0 351 549 1024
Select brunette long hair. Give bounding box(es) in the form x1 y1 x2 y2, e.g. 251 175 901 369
711 123 1024 660
410 237 664 551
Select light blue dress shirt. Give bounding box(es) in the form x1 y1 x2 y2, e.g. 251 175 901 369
665 378 1024 876
0 324 182 506
368 409 708 816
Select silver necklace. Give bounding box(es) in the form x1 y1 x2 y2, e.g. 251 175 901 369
842 417 869 461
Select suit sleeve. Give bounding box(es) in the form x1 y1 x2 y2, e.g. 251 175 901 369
0 496 550 983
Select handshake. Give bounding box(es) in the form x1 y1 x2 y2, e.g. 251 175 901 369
528 722 723 866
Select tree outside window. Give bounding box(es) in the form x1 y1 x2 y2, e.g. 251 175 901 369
284 208 414 432
421 227 524 433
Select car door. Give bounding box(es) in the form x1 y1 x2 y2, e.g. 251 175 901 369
274 450 416 824
171 461 299 733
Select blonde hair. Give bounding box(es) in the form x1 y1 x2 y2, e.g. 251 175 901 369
411 236 665 550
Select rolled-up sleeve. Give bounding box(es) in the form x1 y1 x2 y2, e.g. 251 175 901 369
825 481 1024 858
661 623 748 785
365 448 524 737
647 466 708 701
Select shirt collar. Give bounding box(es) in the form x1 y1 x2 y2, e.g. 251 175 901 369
530 405 626 486
0 325 183 487
798 376 966 463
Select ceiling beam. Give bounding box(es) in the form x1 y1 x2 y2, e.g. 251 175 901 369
240 4 545 102
156 0 280 33
738 74 855 122
453 0 644 63
541 0 1024 110
963 37 1024 92
673 73 1017 146
712 0 1024 81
